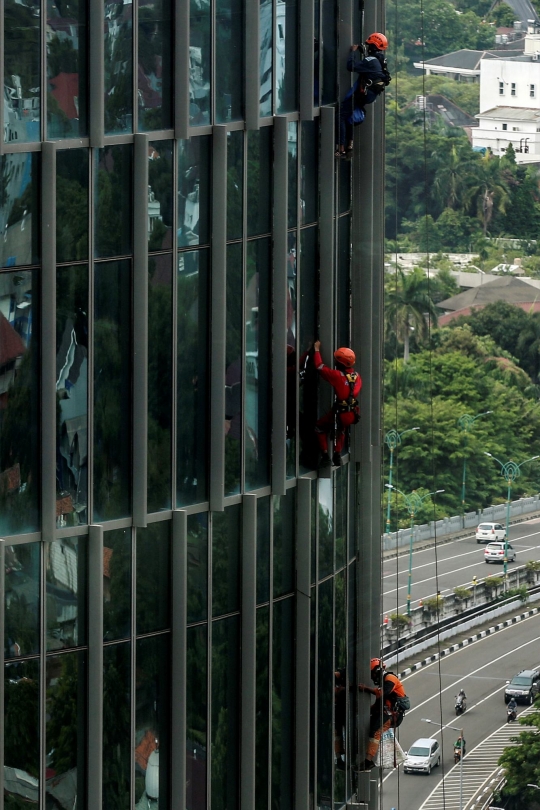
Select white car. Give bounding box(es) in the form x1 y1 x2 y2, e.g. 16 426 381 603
476 522 506 544
484 541 516 563
403 738 441 774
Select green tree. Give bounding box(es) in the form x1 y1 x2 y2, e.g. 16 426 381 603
498 707 540 808
466 154 510 236
385 268 439 362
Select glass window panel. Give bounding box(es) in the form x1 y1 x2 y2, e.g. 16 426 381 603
309 587 316 801
178 136 211 248
46 651 87 808
148 253 172 512
245 238 271 490
138 0 172 131
287 122 298 229
93 259 132 521
189 0 211 125
310 479 317 585
335 465 347 570
337 216 350 351
255 606 269 810
212 505 240 616
317 579 333 806
0 153 40 268
298 226 319 473
56 150 89 263
313 0 320 106
95 145 133 259
318 478 333 579
4 0 40 144
338 156 351 215
286 231 296 478
186 624 207 810
0 268 39 535
320 0 337 105
56 264 89 527
4 659 40 806
104 0 133 134
47 0 88 138
259 0 272 116
187 512 208 624
275 0 298 114
135 635 171 809
226 131 243 241
247 128 272 237
211 616 239 810
4 542 40 658
103 528 132 641
272 597 293 810
148 141 173 252
347 562 356 766
215 0 244 123
256 497 270 604
177 248 209 507
225 243 242 495
334 570 346 793
136 521 171 634
103 642 131 809
46 537 87 650
273 488 295 598
300 121 318 225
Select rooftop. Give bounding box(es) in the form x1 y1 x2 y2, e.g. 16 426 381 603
477 106 540 121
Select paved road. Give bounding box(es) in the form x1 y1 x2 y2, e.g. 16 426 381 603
379 609 540 809
383 516 540 616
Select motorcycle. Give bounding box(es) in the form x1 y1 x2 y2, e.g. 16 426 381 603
507 706 517 722
453 744 464 764
455 694 467 716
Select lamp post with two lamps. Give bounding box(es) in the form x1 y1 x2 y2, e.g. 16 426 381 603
386 485 445 616
458 411 492 524
384 427 419 534
422 718 464 810
484 452 539 591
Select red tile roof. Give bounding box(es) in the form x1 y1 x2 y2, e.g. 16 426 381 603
0 311 25 367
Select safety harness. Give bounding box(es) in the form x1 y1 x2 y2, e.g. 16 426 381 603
334 371 360 421
353 54 392 106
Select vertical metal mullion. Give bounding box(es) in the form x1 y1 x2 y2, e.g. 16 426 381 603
319 107 336 415
133 0 139 133
209 126 227 511
267 497 274 810
89 0 105 146
171 511 187 810
295 478 311 810
272 116 288 496
207 513 214 808
41 0 47 143
39 542 46 810
41 141 57 544
88 524 104 810
130 527 137 810
0 542 4 801
245 0 260 129
240 494 257 810
88 149 96 523
299 0 315 120
241 134 248 495
133 133 149 526
0 3 4 155
171 146 179 506
174 0 190 138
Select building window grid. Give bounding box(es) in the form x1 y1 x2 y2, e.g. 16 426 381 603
511 82 516 96
499 81 505 95
531 84 536 98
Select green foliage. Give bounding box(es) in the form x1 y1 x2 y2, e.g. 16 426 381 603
499 585 529 603
498 706 540 805
423 595 443 611
487 2 517 26
453 586 472 600
389 612 413 627
526 560 540 572
484 575 504 590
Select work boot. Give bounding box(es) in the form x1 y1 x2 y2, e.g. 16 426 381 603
361 759 376 771
319 453 331 469
332 452 342 467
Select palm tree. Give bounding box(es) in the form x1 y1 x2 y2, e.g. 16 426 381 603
433 142 478 212
385 268 439 363
517 311 540 382
466 153 510 236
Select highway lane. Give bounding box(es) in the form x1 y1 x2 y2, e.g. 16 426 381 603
379 609 540 809
382 516 540 616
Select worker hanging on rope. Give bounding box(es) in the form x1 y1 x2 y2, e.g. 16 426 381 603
358 658 409 771
313 341 361 469
335 33 391 159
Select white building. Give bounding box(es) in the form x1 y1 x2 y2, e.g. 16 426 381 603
473 30 540 162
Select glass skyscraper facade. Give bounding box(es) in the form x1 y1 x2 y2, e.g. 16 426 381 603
0 0 385 807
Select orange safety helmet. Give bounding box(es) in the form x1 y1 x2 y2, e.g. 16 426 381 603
334 347 356 366
370 657 385 672
365 32 388 50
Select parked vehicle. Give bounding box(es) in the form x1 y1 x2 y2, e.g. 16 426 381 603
476 522 506 544
403 738 441 775
484 541 516 563
505 669 540 704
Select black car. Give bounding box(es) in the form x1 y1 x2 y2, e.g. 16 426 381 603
505 669 540 704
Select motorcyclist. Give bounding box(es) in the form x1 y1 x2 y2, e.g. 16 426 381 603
458 688 467 700
507 697 518 716
454 737 466 757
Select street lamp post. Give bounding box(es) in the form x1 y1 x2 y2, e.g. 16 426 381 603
458 411 492 525
386 485 444 616
423 718 464 810
384 428 419 534
485 452 539 591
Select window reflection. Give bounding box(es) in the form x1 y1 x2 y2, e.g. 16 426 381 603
178 136 211 248
56 149 89 263
256 498 270 604
0 268 39 535
4 659 40 806
5 542 40 658
337 216 350 349
46 0 88 138
103 642 131 809
335 465 347 569
286 232 296 477
321 0 337 105
45 651 87 808
225 243 242 495
275 0 298 114
104 0 133 134
259 0 272 116
298 226 318 472
300 120 318 225
247 129 272 237
318 477 333 579
46 537 87 650
287 122 298 229
187 624 207 810
136 522 171 634
103 528 132 641
0 153 39 268
272 598 293 810
215 0 244 122
95 145 133 258
189 0 211 125
255 607 269 810
56 264 89 527
138 0 172 131
212 505 240 617
211 617 239 809
148 140 173 252
273 489 295 598
317 579 333 807
177 249 209 507
187 513 208 623
334 571 346 795
4 0 40 143
226 131 243 241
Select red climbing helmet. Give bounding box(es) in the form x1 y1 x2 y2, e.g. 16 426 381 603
365 32 388 50
370 657 385 672
334 347 356 366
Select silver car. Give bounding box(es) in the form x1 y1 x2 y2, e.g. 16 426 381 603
403 738 441 775
484 541 516 563
476 522 506 544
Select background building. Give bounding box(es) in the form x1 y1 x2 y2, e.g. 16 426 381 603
0 0 384 808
